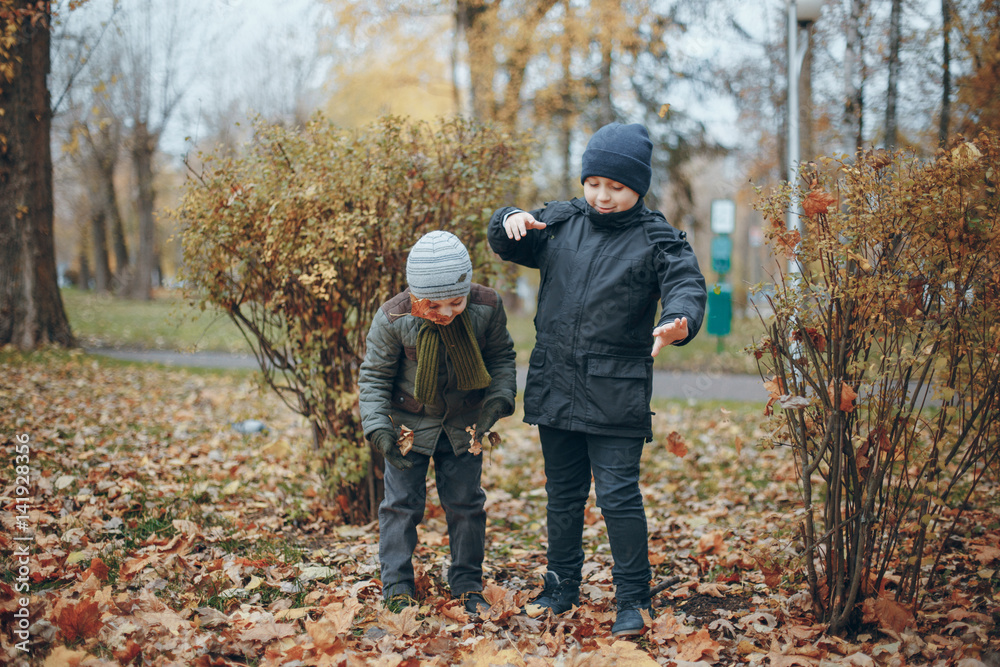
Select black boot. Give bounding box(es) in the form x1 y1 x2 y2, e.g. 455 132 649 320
533 571 580 614
611 598 653 637
459 591 488 615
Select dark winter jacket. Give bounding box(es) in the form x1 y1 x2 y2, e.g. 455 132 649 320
488 198 706 440
359 284 517 456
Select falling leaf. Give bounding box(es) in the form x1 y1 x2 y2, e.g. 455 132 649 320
658 103 671 118
666 431 688 458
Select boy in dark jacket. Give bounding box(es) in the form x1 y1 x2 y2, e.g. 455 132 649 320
487 122 707 636
359 231 517 614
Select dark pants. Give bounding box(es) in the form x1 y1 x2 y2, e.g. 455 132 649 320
539 425 651 602
379 434 486 599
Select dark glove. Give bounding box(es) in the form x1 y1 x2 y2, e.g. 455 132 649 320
371 429 413 470
474 399 509 442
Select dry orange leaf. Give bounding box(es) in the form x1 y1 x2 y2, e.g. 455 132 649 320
55 598 103 642
666 431 688 458
376 604 422 638
697 531 727 556
802 188 837 217
397 424 414 456
828 381 858 412
466 425 482 455
676 627 723 662
409 293 451 324
862 596 915 634
42 646 88 667
971 543 1000 565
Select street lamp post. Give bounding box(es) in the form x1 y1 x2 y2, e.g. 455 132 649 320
786 0 823 273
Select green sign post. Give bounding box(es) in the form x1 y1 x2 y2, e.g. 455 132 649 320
707 199 735 349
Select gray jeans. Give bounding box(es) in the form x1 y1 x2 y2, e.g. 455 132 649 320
379 433 486 599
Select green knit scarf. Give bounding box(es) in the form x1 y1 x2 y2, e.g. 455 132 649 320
414 310 492 405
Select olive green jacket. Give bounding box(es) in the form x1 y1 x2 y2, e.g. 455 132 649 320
359 284 517 456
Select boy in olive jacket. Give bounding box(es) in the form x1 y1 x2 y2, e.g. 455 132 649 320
359 231 517 614
487 122 706 636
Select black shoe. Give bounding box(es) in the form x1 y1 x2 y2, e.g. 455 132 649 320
384 593 418 613
460 592 488 615
611 598 653 637
533 571 580 615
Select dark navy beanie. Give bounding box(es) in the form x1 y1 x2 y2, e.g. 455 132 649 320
580 122 653 198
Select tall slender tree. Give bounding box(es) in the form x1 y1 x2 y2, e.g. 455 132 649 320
939 0 952 145
843 0 866 157
954 0 1000 134
885 0 902 149
0 1 75 348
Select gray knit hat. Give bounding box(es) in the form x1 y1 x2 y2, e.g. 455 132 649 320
580 122 653 198
406 231 472 300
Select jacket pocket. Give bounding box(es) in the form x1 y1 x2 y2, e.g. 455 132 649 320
523 347 549 417
391 388 424 414
584 355 651 427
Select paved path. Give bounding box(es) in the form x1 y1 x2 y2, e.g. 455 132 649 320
87 347 767 403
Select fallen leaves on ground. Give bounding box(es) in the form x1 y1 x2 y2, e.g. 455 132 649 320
0 349 997 665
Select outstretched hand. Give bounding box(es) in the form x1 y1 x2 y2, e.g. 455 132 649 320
651 317 689 357
503 211 547 240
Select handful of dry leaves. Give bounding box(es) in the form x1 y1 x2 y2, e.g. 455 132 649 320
464 425 501 456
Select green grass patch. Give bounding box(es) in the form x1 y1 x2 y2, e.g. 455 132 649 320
63 287 762 375
62 288 249 353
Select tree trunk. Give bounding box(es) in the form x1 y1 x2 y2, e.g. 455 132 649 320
939 0 952 146
89 207 110 293
0 3 75 349
885 0 902 150
595 42 614 127
128 121 157 300
458 0 496 122
108 172 130 292
558 0 575 200
78 225 92 291
843 0 865 157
